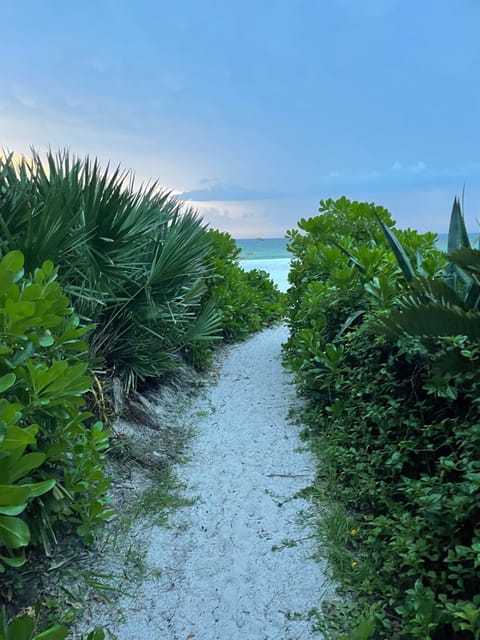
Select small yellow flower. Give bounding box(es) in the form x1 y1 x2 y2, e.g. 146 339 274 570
351 561 358 567
350 528 357 536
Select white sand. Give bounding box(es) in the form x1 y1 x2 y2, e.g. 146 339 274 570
81 325 332 639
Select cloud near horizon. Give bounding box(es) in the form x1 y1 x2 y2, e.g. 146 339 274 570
180 184 288 201
180 162 480 204
2 1 480 238
191 187 480 239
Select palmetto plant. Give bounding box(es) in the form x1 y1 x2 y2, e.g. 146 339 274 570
0 151 221 392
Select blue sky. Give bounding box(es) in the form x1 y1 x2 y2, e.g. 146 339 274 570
1 0 480 237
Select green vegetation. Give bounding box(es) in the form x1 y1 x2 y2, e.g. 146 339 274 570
0 251 112 566
206 230 284 341
0 604 104 640
0 251 109 638
0 151 283 394
0 150 283 636
0 604 68 640
285 197 480 639
0 151 219 393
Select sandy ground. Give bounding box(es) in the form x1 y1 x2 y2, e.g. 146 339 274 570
81 325 332 639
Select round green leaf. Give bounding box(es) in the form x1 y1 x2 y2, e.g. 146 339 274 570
0 504 27 516
0 373 16 394
0 484 30 506
8 613 35 640
39 331 55 347
0 515 30 548
0 553 26 568
0 251 24 276
34 624 69 640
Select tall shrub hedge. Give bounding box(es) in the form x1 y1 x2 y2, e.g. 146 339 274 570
285 197 480 639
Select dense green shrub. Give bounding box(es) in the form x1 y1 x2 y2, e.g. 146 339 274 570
307 327 480 638
285 197 442 392
286 197 479 639
205 230 284 342
0 152 221 393
0 250 111 573
0 152 284 393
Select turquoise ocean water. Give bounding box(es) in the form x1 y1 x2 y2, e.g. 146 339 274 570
236 235 480 259
236 238 290 292
235 234 480 293
436 233 480 251
236 238 289 260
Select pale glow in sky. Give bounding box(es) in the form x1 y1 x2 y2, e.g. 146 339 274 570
2 0 480 237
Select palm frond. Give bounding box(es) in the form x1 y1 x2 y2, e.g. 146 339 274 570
378 302 480 340
0 149 225 394
184 301 222 343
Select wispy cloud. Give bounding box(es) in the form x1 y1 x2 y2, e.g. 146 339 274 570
192 197 320 237
180 162 480 205
323 162 480 192
180 183 288 201
180 187 480 237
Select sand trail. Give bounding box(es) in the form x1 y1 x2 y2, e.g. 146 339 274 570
88 325 331 639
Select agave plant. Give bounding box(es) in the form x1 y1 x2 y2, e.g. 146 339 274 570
375 196 480 341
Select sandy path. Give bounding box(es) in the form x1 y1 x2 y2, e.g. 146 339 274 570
97 325 331 639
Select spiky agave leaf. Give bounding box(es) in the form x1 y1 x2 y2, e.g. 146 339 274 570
449 247 480 279
448 197 471 253
375 271 478 336
444 197 472 293
445 247 480 310
409 276 468 309
374 273 477 339
330 240 366 274
375 212 415 282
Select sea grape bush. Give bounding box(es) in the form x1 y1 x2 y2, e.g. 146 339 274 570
206 230 284 342
285 197 442 394
285 197 479 639
0 250 111 573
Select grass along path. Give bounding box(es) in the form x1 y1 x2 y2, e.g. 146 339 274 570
79 325 331 639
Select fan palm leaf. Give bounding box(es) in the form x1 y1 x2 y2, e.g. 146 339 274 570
0 149 221 392
378 302 480 340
